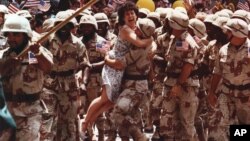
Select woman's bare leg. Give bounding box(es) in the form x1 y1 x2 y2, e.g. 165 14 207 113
89 101 114 124
82 86 110 132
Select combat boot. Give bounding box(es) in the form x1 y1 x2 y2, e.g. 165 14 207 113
129 126 148 141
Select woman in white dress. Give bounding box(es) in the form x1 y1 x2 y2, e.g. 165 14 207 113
82 1 153 133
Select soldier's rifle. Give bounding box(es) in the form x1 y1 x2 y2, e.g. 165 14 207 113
165 34 175 69
16 0 100 58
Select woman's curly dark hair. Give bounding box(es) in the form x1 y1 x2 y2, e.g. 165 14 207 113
117 1 139 26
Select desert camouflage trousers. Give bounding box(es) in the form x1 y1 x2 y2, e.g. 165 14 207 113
40 88 58 141
0 100 43 141
208 91 250 141
111 79 148 138
56 89 79 141
160 85 199 141
150 81 164 123
5 114 42 141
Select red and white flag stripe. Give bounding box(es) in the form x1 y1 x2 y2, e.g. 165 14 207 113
8 3 20 14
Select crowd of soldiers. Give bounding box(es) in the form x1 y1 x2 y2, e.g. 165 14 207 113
0 0 250 141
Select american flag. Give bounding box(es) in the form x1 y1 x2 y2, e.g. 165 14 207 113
107 0 126 8
175 40 189 51
8 3 20 14
28 51 38 64
237 0 250 11
23 0 50 10
96 40 111 54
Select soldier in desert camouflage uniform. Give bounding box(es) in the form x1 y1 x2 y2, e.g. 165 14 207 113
108 12 118 35
208 18 250 141
154 8 173 39
78 14 108 141
47 11 89 141
147 12 162 32
203 16 230 141
149 10 174 140
95 13 117 50
0 15 53 141
142 11 169 138
40 76 58 141
94 12 118 141
137 12 158 134
159 9 200 141
106 18 156 141
37 18 58 141
188 18 209 141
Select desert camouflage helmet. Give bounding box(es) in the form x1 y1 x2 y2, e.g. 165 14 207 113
137 18 156 38
224 18 248 38
220 9 233 17
175 7 187 15
189 18 207 38
212 17 229 33
42 18 55 32
0 5 8 14
54 11 76 27
215 11 230 18
79 14 98 30
147 12 161 23
195 12 207 21
204 14 218 23
168 9 189 30
232 10 250 24
16 10 32 19
2 15 32 38
139 8 150 16
94 13 110 25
